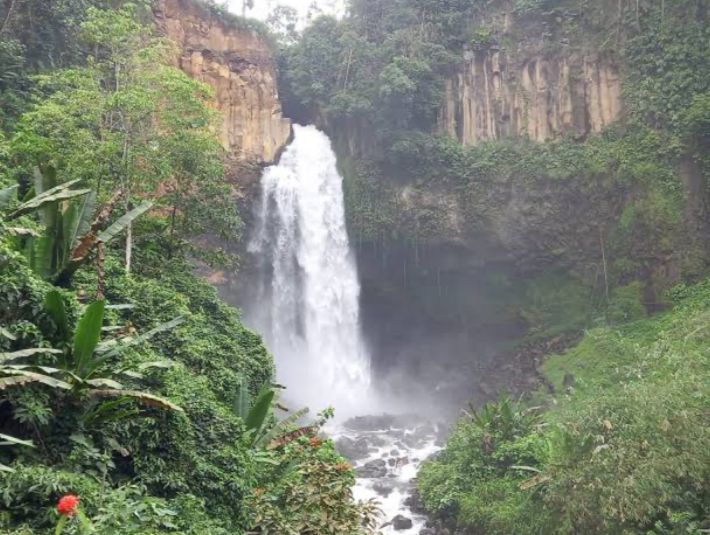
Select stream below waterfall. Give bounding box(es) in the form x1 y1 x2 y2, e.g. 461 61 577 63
331 415 445 533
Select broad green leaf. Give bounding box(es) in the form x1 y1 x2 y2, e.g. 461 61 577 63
137 360 175 371
0 348 62 363
90 389 184 412
44 290 69 339
97 201 153 243
73 190 97 244
106 303 135 310
0 327 16 341
234 378 251 420
0 370 72 390
3 364 62 374
9 178 90 220
73 300 105 377
245 386 275 434
510 465 543 474
0 433 35 448
86 378 123 389
119 370 144 379
28 234 55 279
6 227 41 237
101 326 125 332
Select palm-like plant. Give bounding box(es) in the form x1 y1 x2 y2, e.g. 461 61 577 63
1 166 152 285
0 291 182 413
0 433 34 473
0 176 90 240
234 380 311 450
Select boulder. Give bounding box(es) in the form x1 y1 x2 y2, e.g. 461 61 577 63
372 479 395 497
404 489 427 515
392 515 413 530
356 458 387 478
335 437 370 461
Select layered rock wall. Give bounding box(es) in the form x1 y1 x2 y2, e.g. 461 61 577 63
154 0 291 163
439 50 622 144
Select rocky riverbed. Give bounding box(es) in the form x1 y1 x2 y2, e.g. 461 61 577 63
331 414 447 534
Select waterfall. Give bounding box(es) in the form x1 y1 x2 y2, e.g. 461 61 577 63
247 125 371 413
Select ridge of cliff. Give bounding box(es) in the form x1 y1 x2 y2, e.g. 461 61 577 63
154 0 291 165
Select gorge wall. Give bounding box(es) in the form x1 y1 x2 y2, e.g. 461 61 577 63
439 51 622 144
300 2 709 407
154 0 291 164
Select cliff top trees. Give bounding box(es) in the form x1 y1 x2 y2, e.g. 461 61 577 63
9 4 240 271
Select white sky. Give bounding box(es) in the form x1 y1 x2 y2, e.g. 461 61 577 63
225 0 344 23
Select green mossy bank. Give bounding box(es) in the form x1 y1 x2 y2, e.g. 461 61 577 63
418 277 710 534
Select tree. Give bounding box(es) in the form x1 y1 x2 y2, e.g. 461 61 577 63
266 4 299 45
10 5 240 272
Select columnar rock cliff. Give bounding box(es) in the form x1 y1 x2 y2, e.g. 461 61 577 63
154 0 291 164
439 50 622 144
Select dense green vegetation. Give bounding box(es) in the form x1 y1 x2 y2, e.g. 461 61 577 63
2 0 709 533
418 278 710 534
277 2 710 533
0 2 376 533
281 0 709 297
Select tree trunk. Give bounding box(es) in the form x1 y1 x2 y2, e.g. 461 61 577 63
600 228 609 304
125 221 132 274
96 241 106 300
0 0 17 35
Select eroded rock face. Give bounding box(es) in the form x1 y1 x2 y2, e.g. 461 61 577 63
154 0 291 164
439 50 621 144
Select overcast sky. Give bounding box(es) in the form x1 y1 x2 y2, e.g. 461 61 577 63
225 0 344 24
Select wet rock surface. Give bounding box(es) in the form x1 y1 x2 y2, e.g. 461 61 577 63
332 414 445 534
335 436 371 461
356 458 388 478
392 514 413 530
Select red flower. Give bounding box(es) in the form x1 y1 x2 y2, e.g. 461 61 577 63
57 495 80 517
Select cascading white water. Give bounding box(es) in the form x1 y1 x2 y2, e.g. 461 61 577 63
247 125 371 413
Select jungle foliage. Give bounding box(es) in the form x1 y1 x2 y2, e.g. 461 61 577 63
281 0 709 316
418 278 710 534
0 2 376 533
279 3 710 533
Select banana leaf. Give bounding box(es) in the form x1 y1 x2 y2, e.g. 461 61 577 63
0 348 62 363
44 290 69 340
72 300 105 378
245 385 275 434
8 178 90 220
0 434 34 448
0 370 72 390
97 201 153 243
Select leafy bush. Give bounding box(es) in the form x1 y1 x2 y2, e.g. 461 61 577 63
419 278 710 534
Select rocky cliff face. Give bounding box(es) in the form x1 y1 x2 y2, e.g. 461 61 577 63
154 0 291 164
439 50 622 144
